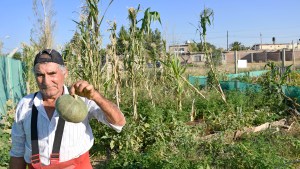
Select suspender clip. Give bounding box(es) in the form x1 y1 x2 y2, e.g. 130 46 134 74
50 153 60 164
31 154 40 164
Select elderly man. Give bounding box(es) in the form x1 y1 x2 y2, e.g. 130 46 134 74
9 49 126 169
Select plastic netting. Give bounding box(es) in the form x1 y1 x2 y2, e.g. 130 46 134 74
0 56 26 114
189 70 300 103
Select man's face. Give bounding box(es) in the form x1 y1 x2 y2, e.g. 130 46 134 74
35 62 67 99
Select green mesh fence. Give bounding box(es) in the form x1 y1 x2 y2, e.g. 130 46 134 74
282 85 300 103
188 75 207 88
188 70 268 87
219 81 262 92
189 70 300 103
0 56 26 114
225 70 268 80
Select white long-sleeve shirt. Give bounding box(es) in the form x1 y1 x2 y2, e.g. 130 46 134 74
10 85 123 165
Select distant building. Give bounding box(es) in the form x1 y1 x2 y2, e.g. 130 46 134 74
223 50 300 64
252 43 300 51
168 44 206 63
169 44 189 54
169 41 300 65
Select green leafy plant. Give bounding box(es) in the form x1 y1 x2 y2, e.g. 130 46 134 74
0 100 16 168
258 61 296 111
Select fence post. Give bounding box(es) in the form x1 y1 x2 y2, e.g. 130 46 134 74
281 48 286 77
234 50 238 74
292 43 295 70
282 48 286 68
264 51 267 62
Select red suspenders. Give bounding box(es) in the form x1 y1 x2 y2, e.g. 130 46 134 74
30 92 65 168
29 93 92 169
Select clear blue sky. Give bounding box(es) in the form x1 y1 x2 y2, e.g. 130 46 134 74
1 0 300 53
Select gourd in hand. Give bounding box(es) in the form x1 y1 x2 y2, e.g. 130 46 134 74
56 94 88 123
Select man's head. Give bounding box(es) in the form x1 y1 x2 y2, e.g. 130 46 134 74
33 49 68 99
34 49 64 66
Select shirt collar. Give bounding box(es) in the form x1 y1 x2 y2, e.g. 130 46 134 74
33 85 68 120
63 85 69 94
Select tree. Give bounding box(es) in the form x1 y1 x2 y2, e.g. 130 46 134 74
188 42 198 52
12 52 22 60
230 41 248 51
116 26 164 62
116 26 129 55
144 28 164 62
197 42 216 52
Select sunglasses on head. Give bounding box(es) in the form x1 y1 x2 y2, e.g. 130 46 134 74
39 49 53 56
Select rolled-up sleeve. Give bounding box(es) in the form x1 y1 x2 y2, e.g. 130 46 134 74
10 100 26 157
86 98 124 132
10 121 25 157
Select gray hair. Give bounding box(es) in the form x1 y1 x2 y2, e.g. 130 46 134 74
33 63 66 76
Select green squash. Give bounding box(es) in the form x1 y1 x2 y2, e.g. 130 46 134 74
55 94 88 123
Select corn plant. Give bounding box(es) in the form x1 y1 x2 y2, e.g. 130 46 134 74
123 5 161 120
197 7 226 103
163 56 186 110
107 21 121 107
75 0 101 88
161 54 207 111
21 44 39 94
64 0 114 90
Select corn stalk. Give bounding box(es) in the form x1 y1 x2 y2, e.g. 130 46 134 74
145 78 154 107
64 0 114 90
107 21 121 108
161 51 207 111
162 56 185 111
198 7 226 103
21 44 39 94
124 5 161 120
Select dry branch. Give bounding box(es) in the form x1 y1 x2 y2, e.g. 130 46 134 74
198 118 294 142
180 75 207 100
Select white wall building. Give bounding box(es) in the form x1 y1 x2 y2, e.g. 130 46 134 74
252 43 300 51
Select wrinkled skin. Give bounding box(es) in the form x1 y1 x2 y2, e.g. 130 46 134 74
35 62 67 100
